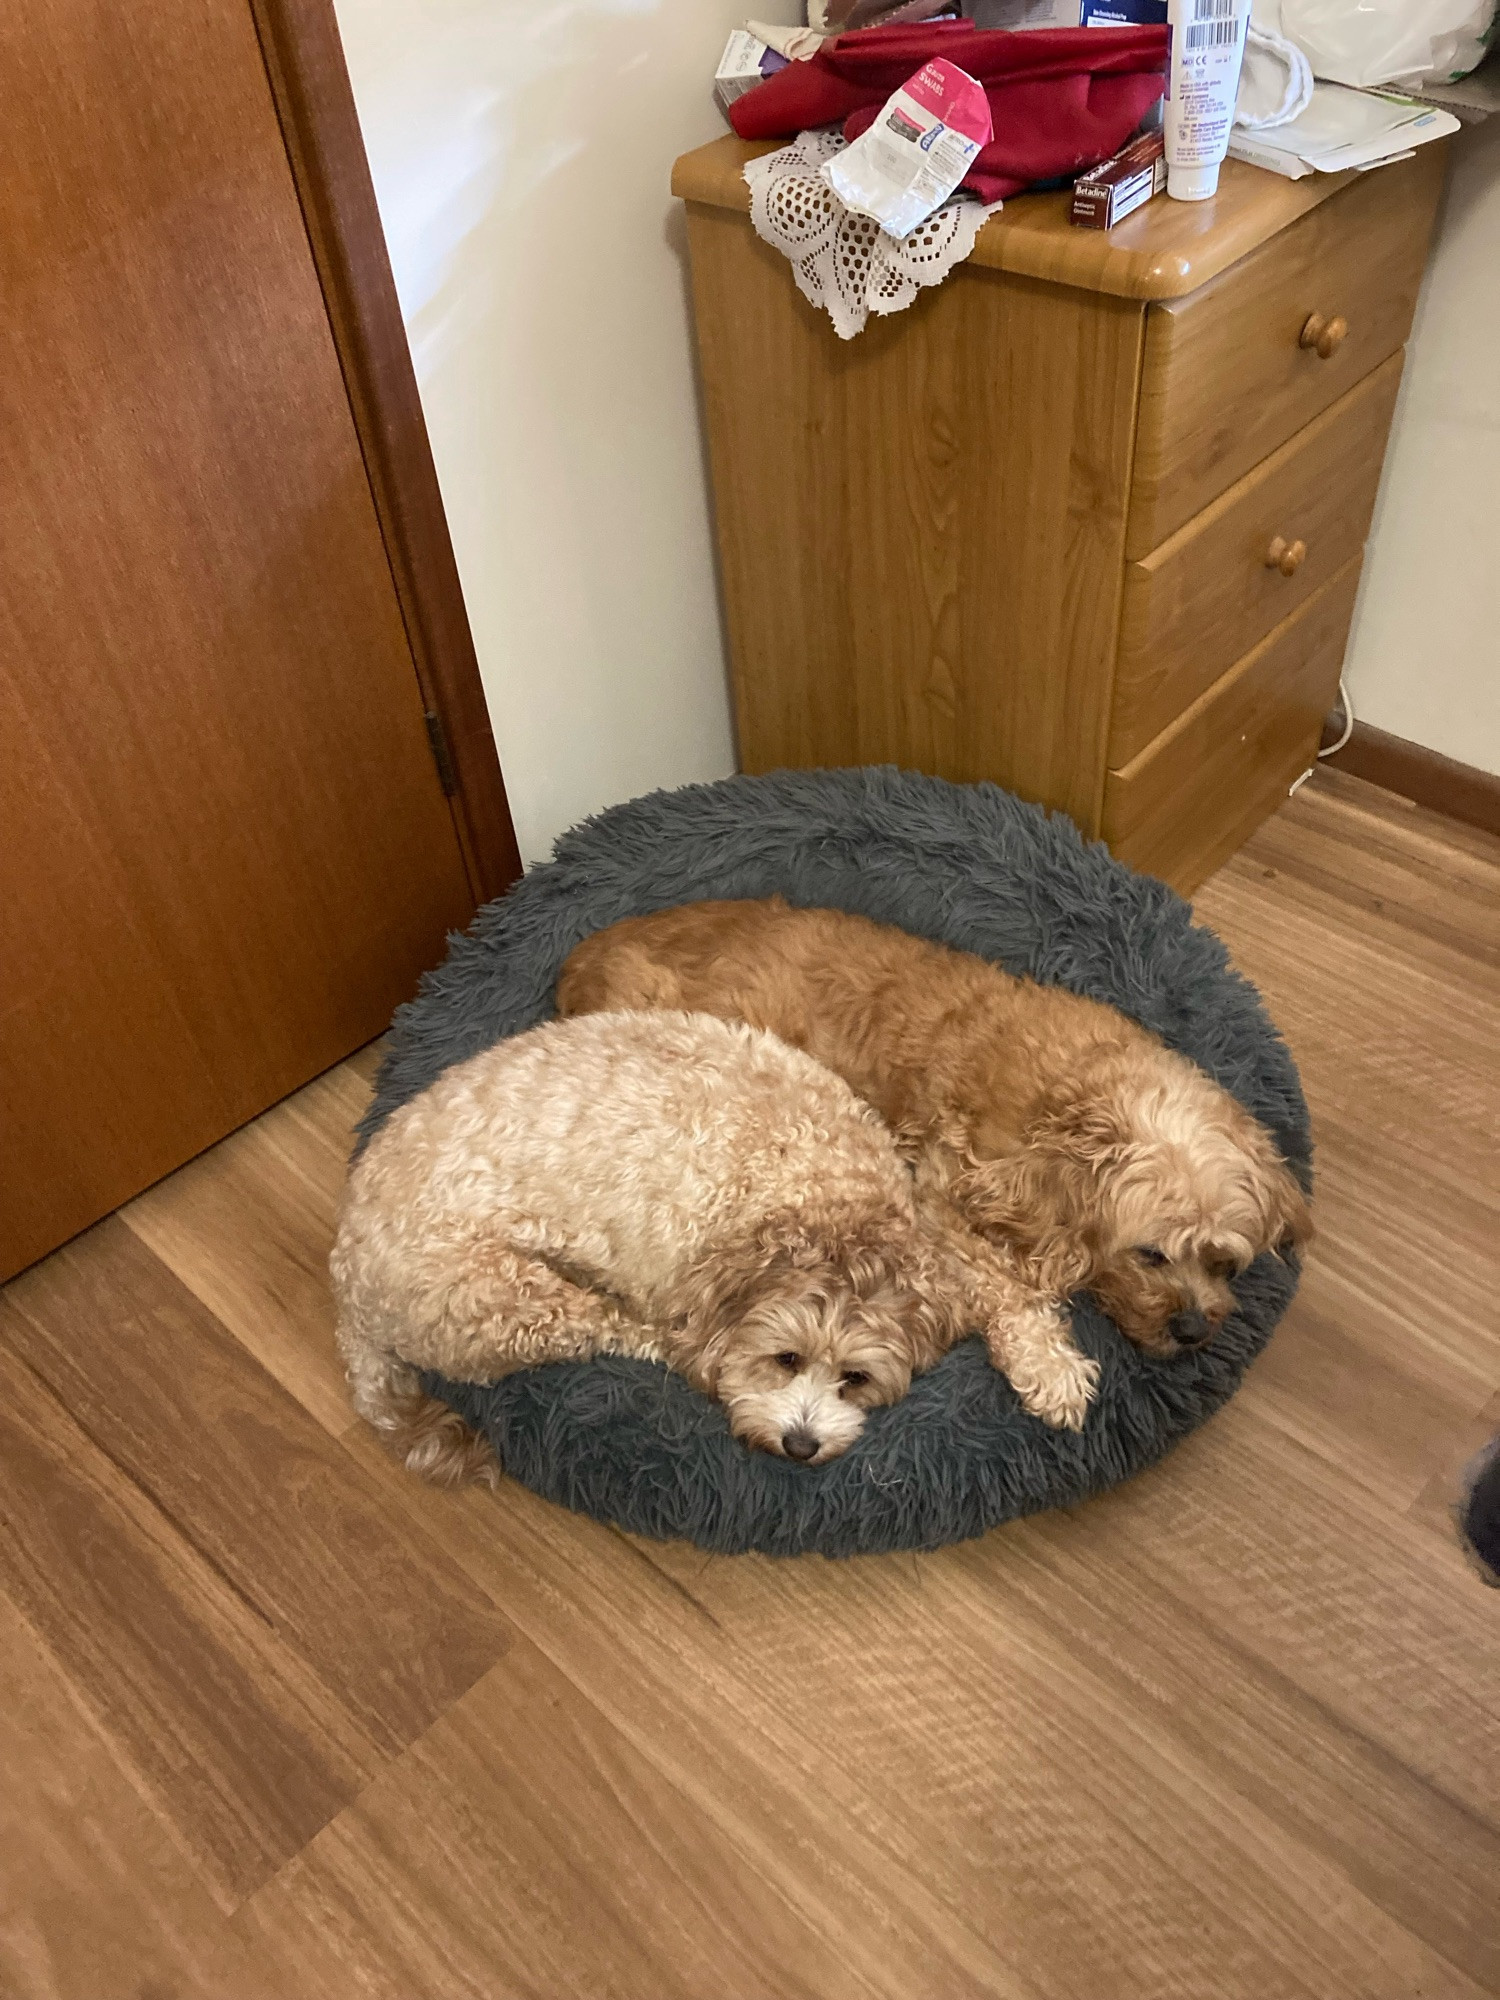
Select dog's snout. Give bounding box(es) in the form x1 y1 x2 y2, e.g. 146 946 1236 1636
781 1428 820 1462
1178 1310 1221 1349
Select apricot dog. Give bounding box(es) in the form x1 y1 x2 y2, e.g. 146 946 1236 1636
559 900 1310 1368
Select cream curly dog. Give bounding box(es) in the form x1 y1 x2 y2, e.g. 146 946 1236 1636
559 899 1311 1372
332 1009 1093 1487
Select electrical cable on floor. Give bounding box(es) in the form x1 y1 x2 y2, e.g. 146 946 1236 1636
1293 677 1356 794
1319 676 1355 759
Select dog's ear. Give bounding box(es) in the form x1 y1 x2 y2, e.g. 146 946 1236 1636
954 1145 1098 1301
953 1076 1136 1299
556 934 682 1016
672 1212 839 1384
1221 1103 1314 1259
670 1228 791 1388
1262 1155 1313 1258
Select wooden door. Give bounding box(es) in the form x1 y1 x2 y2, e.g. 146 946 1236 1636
0 0 488 1278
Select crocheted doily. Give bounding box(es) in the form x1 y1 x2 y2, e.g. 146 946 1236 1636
744 128 1001 341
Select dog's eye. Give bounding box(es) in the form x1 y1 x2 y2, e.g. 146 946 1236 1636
1133 1246 1168 1267
840 1370 870 1390
773 1351 800 1372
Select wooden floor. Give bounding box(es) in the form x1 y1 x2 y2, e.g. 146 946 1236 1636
3 768 1498 2000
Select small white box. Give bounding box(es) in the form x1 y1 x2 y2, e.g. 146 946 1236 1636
715 30 788 110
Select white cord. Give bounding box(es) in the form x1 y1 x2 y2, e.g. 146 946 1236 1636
1318 676 1354 759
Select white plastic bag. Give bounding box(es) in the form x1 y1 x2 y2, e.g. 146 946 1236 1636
822 59 992 239
1277 0 1497 87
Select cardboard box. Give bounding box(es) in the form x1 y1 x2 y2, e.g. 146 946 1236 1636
1070 129 1166 228
968 1 1081 26
714 31 789 111
972 1 1165 24
1080 0 1167 22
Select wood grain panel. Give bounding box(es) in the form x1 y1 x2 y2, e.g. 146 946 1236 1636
1111 353 1402 763
246 1633 903 2000
1127 146 1445 557
673 137 1369 302
686 203 1144 832
0 0 474 1278
964 1506 1499 1994
0 1222 513 1908
330 1441 1050 2000
348 1429 1495 2000
1408 1386 1500 1546
122 1050 377 1433
1102 561 1361 890
686 204 860 773
0 1323 370 1906
0 1593 319 1998
1 1219 511 1761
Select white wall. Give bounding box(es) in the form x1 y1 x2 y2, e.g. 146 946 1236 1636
1342 117 1500 776
332 0 795 864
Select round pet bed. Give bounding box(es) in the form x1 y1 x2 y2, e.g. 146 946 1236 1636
360 768 1310 1557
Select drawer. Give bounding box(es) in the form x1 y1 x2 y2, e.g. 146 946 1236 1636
1109 353 1400 765
1101 559 1361 893
1127 146 1444 558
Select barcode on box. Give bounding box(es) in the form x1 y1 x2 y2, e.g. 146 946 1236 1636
1193 0 1237 16
1185 16 1241 47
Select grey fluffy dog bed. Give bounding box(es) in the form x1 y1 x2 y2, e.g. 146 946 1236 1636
359 767 1310 1558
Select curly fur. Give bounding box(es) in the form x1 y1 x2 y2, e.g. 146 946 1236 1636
332 1008 1090 1484
356 765 1311 1557
559 897 1311 1356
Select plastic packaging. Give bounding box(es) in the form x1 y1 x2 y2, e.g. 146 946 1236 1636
1277 0 1497 89
821 58 993 239
1164 0 1251 200
1227 81 1460 179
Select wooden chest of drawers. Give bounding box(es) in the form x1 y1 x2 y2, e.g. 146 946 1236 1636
672 137 1446 893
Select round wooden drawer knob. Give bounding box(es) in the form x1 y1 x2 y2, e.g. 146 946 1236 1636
1265 535 1308 577
1300 312 1349 360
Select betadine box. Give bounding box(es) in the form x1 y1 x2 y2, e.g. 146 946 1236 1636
714 30 788 111
1070 128 1167 228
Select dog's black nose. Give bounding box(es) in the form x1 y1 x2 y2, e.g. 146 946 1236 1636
781 1429 820 1462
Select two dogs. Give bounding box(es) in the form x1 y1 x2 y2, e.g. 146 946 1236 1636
561 899 1311 1357
333 1008 1086 1482
334 898 1310 1483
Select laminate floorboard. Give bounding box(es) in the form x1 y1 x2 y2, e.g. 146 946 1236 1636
3 770 1497 1998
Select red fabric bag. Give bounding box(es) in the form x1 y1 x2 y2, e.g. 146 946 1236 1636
729 23 1169 202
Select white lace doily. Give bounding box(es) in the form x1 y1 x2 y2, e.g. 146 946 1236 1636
744 127 1001 341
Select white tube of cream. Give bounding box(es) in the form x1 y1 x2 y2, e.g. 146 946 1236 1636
1164 0 1252 201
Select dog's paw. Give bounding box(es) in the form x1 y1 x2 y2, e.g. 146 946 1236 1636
986 1309 1101 1431
1022 1344 1101 1431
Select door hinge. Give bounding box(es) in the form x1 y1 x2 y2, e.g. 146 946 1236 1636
423 709 459 797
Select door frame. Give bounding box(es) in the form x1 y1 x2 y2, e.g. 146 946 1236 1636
248 0 524 902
